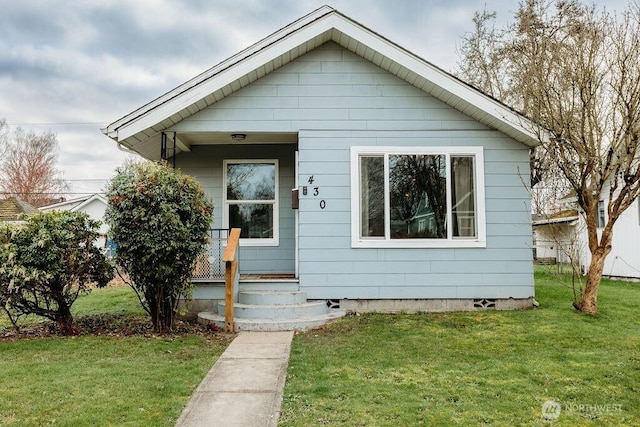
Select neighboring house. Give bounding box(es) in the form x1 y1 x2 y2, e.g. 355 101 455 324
39 194 110 248
595 196 640 279
532 210 579 264
102 6 539 322
538 190 640 279
0 197 38 224
572 195 640 280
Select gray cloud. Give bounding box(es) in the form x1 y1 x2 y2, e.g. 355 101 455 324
0 0 629 196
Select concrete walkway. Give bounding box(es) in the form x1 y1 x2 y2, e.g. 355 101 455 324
175 331 294 427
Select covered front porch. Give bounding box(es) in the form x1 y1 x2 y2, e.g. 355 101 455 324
163 133 299 279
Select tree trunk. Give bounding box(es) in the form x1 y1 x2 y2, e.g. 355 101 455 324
577 247 607 314
150 287 175 333
56 304 74 335
161 296 174 332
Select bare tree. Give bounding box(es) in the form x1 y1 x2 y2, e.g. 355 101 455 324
457 0 640 314
0 118 9 162
0 121 68 207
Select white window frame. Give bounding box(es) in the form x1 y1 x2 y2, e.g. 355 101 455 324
223 159 279 247
597 199 605 229
350 146 486 248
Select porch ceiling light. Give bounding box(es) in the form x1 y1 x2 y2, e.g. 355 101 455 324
231 133 246 141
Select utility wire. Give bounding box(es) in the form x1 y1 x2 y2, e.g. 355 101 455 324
6 122 107 126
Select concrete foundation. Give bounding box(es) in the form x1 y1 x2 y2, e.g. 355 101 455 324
339 297 535 314
182 297 535 320
178 299 219 321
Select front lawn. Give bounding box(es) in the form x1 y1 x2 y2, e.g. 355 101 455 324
0 286 232 426
280 269 640 426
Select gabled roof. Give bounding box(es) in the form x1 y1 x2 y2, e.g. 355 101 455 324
39 194 107 212
0 197 38 222
71 194 108 212
102 5 540 158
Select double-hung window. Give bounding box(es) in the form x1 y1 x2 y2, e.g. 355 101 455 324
223 159 279 246
351 146 486 248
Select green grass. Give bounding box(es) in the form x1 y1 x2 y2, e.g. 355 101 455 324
2 271 638 425
0 285 145 330
72 285 147 317
0 286 232 426
280 269 640 426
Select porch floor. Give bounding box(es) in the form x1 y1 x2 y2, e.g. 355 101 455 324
240 273 296 280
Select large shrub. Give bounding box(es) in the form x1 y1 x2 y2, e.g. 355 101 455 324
0 211 113 334
105 161 213 332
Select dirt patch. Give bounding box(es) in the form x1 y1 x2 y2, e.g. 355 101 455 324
0 313 233 342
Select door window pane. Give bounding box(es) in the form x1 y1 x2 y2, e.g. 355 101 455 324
226 163 275 200
229 204 274 238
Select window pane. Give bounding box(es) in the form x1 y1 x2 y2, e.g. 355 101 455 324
451 156 476 237
597 200 605 228
389 154 447 239
360 156 385 237
226 163 275 200
229 204 274 238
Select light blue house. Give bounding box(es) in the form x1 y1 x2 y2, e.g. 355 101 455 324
103 7 538 329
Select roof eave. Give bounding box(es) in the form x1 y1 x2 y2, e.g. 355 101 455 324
104 6 542 150
103 5 337 141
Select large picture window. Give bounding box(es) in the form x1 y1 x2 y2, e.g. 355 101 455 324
351 147 485 248
224 160 278 246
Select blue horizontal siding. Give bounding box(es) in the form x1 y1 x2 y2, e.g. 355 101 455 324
173 42 534 299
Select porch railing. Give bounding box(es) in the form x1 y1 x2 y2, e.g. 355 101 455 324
223 228 241 332
192 229 230 281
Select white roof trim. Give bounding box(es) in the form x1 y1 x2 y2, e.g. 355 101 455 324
39 194 107 211
103 6 540 150
70 194 108 212
103 6 335 141
39 195 91 210
533 216 579 226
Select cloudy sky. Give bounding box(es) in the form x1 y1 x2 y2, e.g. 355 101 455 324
0 0 628 196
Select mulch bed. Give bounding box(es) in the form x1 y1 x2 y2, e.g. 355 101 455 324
0 313 232 342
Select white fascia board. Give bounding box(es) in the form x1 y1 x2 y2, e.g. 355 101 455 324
532 216 579 226
38 195 90 211
70 194 108 213
104 6 336 140
115 19 337 142
328 18 540 147
108 7 540 148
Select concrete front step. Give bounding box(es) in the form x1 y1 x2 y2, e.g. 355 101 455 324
239 290 308 305
217 301 328 320
198 284 347 331
239 280 299 292
191 280 301 302
198 309 346 332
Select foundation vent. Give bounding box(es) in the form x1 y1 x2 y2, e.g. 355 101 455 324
473 298 496 309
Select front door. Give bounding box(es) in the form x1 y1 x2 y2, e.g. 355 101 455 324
221 146 297 276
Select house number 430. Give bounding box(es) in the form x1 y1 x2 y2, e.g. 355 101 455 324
307 176 325 209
